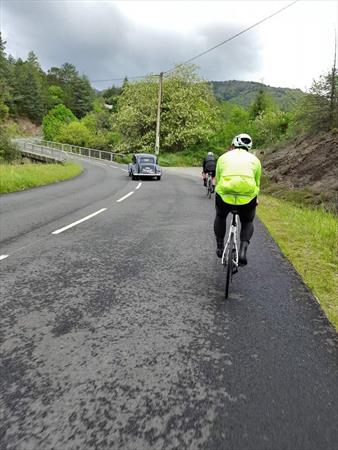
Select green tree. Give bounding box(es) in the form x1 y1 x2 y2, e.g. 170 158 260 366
69 75 93 117
251 110 292 147
0 131 20 162
81 104 111 132
115 65 217 152
46 66 63 85
0 33 12 113
294 69 338 132
210 99 293 151
47 63 94 118
47 85 64 109
211 102 252 151
27 51 41 71
42 104 77 141
249 88 275 119
12 54 47 123
57 121 91 146
101 85 121 113
0 34 20 161
115 76 157 151
103 85 121 99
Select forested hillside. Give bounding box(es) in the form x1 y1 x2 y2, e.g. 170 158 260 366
1 31 337 170
210 80 304 111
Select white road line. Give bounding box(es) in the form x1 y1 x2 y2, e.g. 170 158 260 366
110 165 128 172
0 255 9 261
94 162 107 167
136 182 142 190
116 191 134 203
52 208 107 235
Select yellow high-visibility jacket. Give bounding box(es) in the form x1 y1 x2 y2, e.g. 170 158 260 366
215 149 262 205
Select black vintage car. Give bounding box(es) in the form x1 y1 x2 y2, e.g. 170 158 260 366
128 153 162 180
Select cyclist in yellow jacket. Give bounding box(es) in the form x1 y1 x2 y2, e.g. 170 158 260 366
214 133 261 265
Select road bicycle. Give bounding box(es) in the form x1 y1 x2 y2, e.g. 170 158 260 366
206 172 213 198
221 209 239 299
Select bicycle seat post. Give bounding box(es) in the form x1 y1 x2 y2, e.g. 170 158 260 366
231 210 238 226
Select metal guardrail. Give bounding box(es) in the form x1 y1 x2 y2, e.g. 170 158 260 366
38 140 129 162
15 139 68 163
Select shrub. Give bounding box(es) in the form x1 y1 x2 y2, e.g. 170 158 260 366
252 111 292 147
42 104 77 141
57 121 91 147
0 128 20 162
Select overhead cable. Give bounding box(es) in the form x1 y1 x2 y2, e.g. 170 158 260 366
90 0 299 84
163 0 299 75
91 74 158 83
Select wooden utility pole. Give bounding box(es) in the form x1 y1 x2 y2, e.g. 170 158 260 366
155 72 163 155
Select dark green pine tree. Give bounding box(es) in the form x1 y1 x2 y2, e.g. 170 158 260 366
47 63 94 117
13 55 46 123
249 88 274 118
69 75 94 118
27 50 41 71
298 70 338 132
0 33 14 120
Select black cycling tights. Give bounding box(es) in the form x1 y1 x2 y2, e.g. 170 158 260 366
214 194 257 242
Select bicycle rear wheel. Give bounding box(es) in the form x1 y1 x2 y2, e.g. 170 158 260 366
207 177 212 198
208 184 212 198
225 234 234 299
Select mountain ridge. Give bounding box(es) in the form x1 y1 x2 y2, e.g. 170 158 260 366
209 80 304 111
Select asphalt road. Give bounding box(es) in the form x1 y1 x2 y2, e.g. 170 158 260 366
1 157 337 450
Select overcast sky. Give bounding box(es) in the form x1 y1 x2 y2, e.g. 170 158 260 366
0 0 337 91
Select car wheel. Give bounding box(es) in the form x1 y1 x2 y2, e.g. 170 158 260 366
157 176 161 181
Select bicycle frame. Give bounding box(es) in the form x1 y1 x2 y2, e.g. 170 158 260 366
206 173 213 197
221 212 239 268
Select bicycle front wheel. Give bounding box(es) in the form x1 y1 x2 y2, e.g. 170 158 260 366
225 234 234 299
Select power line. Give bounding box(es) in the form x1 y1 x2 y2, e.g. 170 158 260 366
90 0 299 84
91 74 159 83
163 0 299 75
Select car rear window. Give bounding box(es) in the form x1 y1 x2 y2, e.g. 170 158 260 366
139 157 155 163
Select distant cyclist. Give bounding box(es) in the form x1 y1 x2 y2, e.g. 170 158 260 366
214 134 261 265
202 151 216 192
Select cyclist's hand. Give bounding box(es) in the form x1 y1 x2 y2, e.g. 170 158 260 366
256 198 259 206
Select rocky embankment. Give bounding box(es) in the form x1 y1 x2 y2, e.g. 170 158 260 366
262 131 338 209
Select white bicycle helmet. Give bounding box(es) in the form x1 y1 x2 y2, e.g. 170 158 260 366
231 133 253 151
207 151 214 156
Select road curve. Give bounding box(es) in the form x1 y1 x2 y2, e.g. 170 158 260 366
0 160 337 450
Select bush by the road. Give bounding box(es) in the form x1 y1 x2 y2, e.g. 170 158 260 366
258 195 338 330
0 162 82 193
42 104 77 141
0 129 21 162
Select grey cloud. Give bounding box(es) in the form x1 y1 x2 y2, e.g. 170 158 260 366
1 0 262 88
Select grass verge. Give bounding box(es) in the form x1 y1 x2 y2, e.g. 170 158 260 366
159 149 207 167
258 195 338 330
0 162 82 193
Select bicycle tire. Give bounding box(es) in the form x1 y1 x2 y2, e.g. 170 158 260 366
207 177 212 198
225 234 234 299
